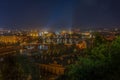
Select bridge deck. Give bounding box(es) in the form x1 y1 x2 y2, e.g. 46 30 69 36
37 63 65 75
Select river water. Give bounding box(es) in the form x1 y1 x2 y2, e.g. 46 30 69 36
0 46 57 80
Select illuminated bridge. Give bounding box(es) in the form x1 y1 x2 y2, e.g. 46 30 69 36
0 46 20 56
37 63 65 75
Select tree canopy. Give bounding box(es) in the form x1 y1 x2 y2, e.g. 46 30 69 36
66 37 120 80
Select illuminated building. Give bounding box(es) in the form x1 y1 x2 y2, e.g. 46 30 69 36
28 32 39 37
81 32 92 39
76 40 87 49
0 36 19 43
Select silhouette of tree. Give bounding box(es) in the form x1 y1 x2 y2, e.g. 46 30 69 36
1 55 25 80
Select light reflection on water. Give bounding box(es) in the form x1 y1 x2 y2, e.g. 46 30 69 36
38 45 48 50
1 45 55 80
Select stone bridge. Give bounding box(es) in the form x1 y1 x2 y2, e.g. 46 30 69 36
0 46 20 56
37 63 65 75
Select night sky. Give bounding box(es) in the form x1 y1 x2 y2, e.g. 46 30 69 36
0 0 120 30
